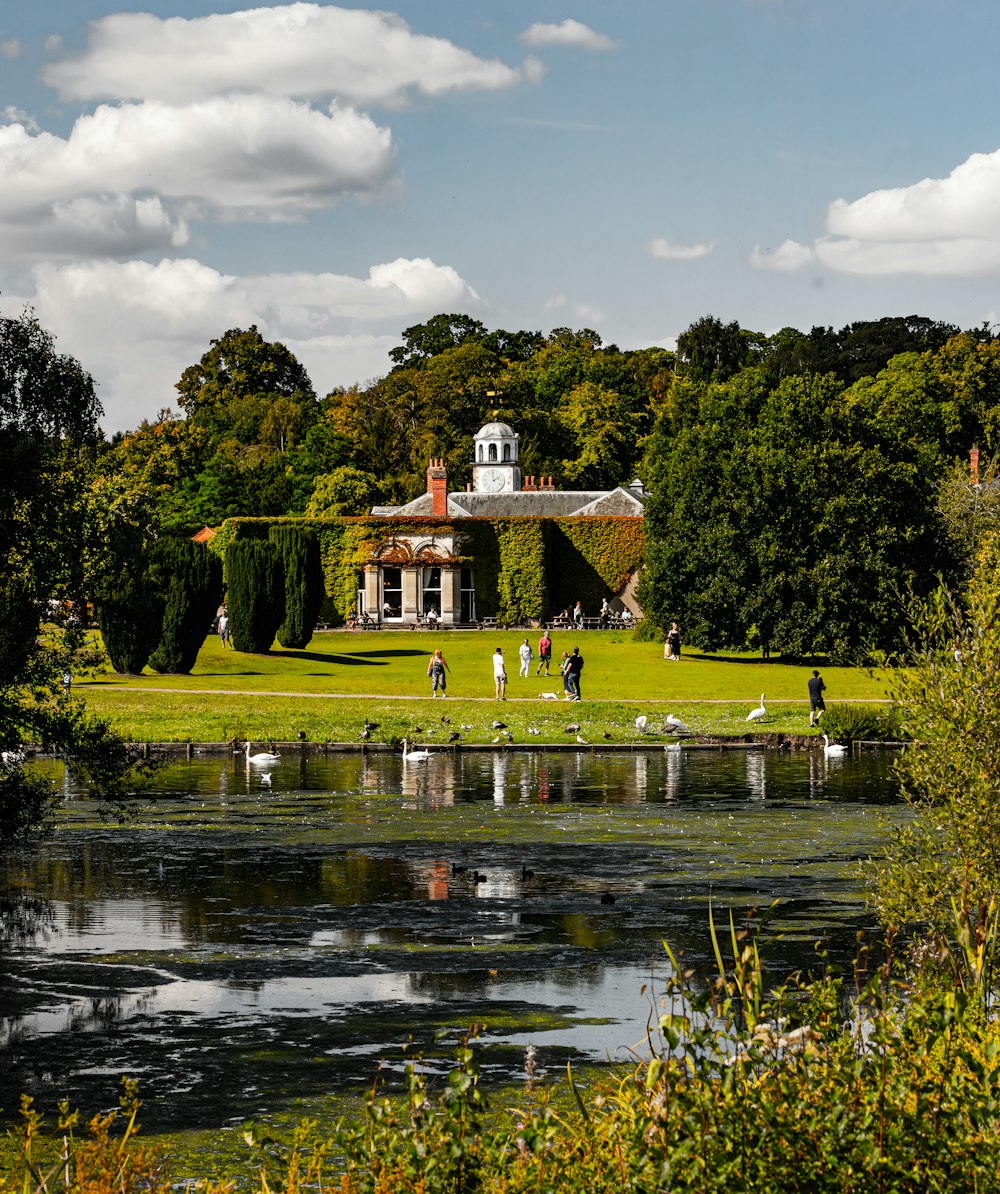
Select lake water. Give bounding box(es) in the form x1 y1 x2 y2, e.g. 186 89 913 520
0 747 903 1131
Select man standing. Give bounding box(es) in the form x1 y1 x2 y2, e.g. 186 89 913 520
536 631 552 676
218 609 230 649
493 647 508 700
566 645 584 701
808 670 826 726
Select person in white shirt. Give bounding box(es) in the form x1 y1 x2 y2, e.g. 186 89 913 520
518 637 532 678
492 647 508 700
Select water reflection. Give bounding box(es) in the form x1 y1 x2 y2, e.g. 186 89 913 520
0 748 903 1131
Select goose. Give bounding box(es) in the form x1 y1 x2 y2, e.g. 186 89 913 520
245 742 280 765
634 715 648 734
401 738 432 762
746 694 766 723
822 734 848 757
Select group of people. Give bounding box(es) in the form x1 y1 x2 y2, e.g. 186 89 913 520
553 600 634 630
426 632 585 700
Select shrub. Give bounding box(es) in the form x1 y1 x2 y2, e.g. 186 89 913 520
820 702 904 741
269 524 325 649
226 539 284 654
147 540 223 674
92 558 163 675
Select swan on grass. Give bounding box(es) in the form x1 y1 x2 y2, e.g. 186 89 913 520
666 713 690 733
746 694 766 723
822 734 847 757
634 715 648 734
402 738 432 762
244 742 280 765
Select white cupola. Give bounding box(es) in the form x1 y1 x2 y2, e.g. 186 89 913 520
472 421 521 493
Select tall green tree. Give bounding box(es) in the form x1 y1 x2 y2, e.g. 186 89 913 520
269 525 324 650
148 539 223 673
226 538 284 653
1 312 150 846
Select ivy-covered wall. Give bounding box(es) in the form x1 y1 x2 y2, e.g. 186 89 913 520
217 515 644 623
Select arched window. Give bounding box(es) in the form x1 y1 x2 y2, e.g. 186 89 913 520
488 443 497 462
478 444 484 462
503 443 511 461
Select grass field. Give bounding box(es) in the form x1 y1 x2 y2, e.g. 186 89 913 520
76 629 894 745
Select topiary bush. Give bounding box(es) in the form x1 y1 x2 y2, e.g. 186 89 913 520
93 557 164 675
226 538 284 654
269 524 325 649
147 540 223 674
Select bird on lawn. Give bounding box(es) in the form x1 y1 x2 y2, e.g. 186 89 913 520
244 743 280 765
527 727 541 735
448 731 462 743
666 713 690 733
822 734 848 757
634 715 648 734
564 723 581 734
401 738 432 762
359 726 370 741
576 734 589 745
746 694 767 723
492 720 508 730
440 714 451 725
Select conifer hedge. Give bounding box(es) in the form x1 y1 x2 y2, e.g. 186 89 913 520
147 540 223 673
270 524 325 649
93 559 164 675
226 538 284 653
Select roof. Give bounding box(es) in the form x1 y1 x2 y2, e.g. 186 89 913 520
375 487 646 518
475 421 516 438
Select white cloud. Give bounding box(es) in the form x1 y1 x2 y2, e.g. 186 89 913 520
44 35 63 54
0 39 21 60
520 20 616 51
6 256 480 429
0 96 394 260
43 4 534 105
761 146 1000 277
1 107 39 133
749 240 816 271
649 236 716 261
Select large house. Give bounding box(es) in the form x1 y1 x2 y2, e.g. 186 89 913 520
361 420 647 625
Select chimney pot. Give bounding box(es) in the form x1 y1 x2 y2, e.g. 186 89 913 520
971 445 981 485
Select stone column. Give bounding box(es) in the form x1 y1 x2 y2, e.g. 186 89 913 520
440 567 461 624
363 566 380 618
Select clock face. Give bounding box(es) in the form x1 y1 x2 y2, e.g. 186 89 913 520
478 466 506 493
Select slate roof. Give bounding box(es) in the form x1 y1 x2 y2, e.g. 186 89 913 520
374 487 646 518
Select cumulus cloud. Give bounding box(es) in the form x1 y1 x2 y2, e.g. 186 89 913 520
756 146 1000 277
0 96 394 260
649 236 716 261
520 19 616 51
1 39 21 60
7 256 480 429
749 240 816 271
43 4 534 105
1 106 39 133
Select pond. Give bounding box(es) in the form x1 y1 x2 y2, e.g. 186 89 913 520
0 747 904 1132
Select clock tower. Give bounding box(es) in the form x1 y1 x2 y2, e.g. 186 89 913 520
472 421 521 493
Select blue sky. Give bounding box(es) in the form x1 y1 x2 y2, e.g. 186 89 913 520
2 1 1000 431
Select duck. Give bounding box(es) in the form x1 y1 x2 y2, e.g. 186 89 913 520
401 738 432 762
244 742 280 765
822 734 848 757
746 694 766 723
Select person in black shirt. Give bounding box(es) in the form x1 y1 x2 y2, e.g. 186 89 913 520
808 670 826 726
567 646 584 701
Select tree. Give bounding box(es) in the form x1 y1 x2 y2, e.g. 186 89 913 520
1 311 150 847
147 539 223 673
306 467 384 517
226 538 284 653
270 525 325 650
388 314 488 369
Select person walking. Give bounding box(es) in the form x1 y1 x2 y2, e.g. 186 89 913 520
599 598 611 629
427 648 450 697
808 670 826 726
566 645 584 700
536 630 552 676
218 609 230 649
493 647 508 700
518 637 533 678
572 601 584 629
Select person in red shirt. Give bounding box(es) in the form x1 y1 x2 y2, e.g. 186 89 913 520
536 631 552 676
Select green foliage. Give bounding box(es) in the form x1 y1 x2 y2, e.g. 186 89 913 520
493 518 546 623
93 560 164 675
147 540 223 674
305 466 383 517
269 524 324 650
819 702 904 742
226 538 284 653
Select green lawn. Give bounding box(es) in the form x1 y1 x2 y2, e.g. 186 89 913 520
76 629 894 745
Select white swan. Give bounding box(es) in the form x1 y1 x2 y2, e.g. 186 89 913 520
666 713 690 732
245 742 280 765
402 738 432 762
634 715 648 733
664 742 683 753
822 734 847 757
746 694 766 723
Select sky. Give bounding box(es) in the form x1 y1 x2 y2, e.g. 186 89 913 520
3 0 1000 433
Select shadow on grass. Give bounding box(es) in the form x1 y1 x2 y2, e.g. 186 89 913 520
267 650 394 666
688 653 828 666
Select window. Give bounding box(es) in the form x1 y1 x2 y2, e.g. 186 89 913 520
460 567 476 623
478 444 484 461
488 443 497 462
422 566 441 617
503 443 511 461
381 567 402 619
357 573 366 616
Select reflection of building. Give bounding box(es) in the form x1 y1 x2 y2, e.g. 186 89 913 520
363 420 647 625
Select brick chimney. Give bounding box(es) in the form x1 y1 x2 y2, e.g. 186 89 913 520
427 457 448 515
971 445 981 485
